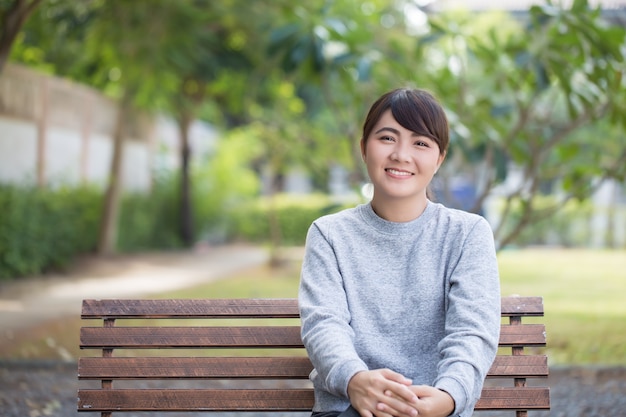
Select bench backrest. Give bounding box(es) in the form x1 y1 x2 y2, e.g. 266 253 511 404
77 297 550 416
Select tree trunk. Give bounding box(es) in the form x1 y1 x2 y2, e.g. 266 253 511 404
178 115 194 247
97 98 128 255
0 0 42 73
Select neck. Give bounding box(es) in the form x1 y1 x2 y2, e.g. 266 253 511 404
370 195 429 223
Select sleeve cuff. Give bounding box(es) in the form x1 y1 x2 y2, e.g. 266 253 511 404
434 376 467 416
329 359 368 398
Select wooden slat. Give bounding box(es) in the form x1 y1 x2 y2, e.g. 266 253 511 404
82 297 543 319
78 389 315 412
81 324 546 350
77 387 550 412
500 296 544 317
487 355 548 378
78 357 313 379
81 298 300 319
499 324 546 346
80 326 303 349
475 387 550 410
79 355 548 380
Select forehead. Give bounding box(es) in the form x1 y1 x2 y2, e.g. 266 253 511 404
371 110 428 138
371 110 402 130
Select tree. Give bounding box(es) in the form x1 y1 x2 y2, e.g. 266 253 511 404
415 1 626 248
273 0 626 249
0 0 41 73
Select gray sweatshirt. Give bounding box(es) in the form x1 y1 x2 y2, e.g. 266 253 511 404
298 201 501 417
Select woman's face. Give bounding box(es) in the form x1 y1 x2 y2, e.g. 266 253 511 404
361 110 445 207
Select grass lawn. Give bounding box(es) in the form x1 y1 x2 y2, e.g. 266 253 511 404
1 248 624 365
498 248 626 365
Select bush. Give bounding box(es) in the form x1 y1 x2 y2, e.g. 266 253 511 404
228 194 353 245
0 177 185 279
0 184 101 279
117 177 182 251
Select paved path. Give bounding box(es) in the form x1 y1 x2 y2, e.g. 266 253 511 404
0 244 269 335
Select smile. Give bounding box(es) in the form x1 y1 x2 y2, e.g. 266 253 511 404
385 168 414 176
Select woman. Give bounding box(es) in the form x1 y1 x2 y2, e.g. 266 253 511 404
298 88 501 417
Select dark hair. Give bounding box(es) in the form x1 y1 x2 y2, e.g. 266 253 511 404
361 88 449 156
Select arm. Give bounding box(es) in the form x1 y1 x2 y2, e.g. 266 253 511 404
433 217 501 415
298 222 368 398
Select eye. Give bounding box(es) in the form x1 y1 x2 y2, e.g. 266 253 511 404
380 135 395 142
414 140 429 147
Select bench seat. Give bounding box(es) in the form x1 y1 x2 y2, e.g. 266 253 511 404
77 297 550 416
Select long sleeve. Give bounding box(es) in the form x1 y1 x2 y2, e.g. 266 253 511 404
433 217 501 415
298 222 368 399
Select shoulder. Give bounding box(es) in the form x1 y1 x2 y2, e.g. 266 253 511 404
429 202 494 238
311 204 362 228
430 201 485 224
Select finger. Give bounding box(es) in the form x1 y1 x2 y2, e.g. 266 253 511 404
383 384 419 404
380 369 413 386
377 400 417 417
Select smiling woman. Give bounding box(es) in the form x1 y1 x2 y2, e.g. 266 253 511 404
360 89 448 222
299 88 501 417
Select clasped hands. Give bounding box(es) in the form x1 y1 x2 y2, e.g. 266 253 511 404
347 369 454 417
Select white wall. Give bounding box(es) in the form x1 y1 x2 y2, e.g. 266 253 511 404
0 65 218 192
0 117 38 185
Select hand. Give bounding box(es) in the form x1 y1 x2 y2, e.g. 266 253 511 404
379 385 455 417
347 369 419 417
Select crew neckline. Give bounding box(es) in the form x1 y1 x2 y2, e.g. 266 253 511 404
358 200 437 234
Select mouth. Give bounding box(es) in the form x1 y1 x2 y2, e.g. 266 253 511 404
385 168 414 177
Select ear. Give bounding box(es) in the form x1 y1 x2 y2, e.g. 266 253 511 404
435 151 446 173
360 138 367 161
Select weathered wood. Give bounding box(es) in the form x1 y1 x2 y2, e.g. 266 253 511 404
78 387 550 412
79 354 548 380
500 296 544 316
80 323 545 349
82 296 543 319
80 326 303 349
82 298 301 319
475 387 551 410
487 355 549 378
499 324 546 346
78 357 313 379
78 389 315 412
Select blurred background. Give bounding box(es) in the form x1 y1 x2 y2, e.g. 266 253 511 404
1 1 626 415
1 0 625 269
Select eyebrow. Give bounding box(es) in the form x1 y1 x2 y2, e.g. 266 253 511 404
374 127 421 137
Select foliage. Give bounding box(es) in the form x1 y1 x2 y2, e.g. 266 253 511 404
191 126 261 242
410 3 626 248
0 184 101 279
116 177 183 252
229 194 351 245
0 176 216 278
267 1 626 249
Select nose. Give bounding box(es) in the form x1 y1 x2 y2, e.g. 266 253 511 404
390 141 411 162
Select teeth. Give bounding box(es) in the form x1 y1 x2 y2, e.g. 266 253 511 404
387 169 412 176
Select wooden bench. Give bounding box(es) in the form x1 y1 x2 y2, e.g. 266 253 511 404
77 296 550 416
